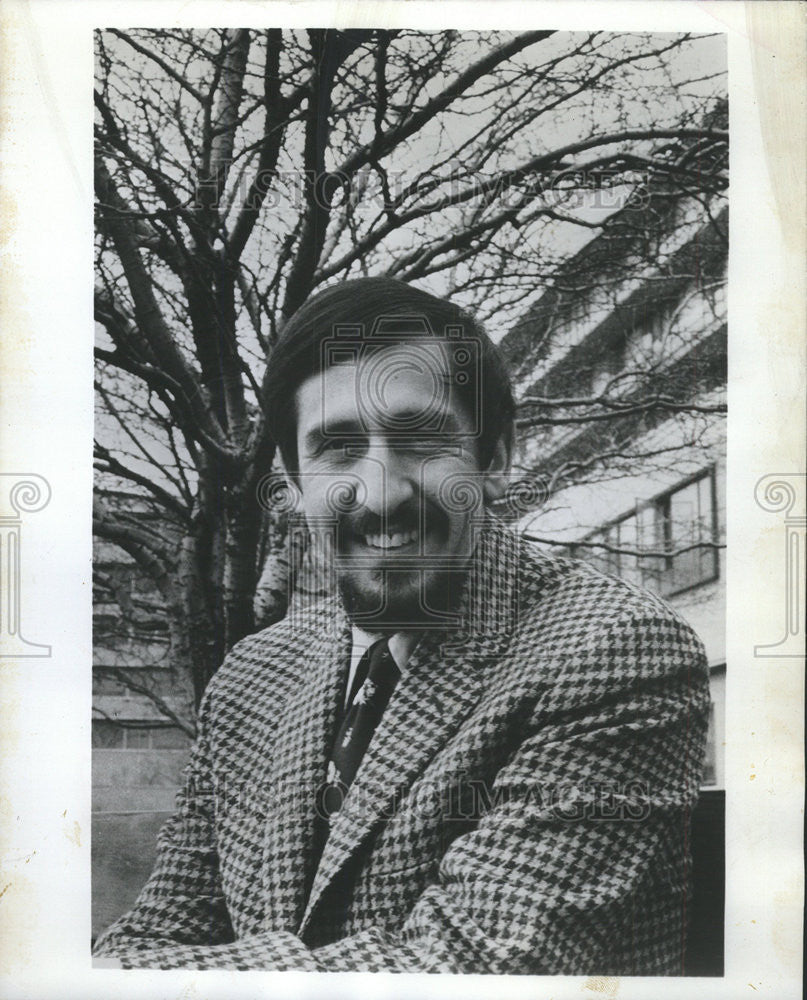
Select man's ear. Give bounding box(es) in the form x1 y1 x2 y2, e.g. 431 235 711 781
275 455 303 512
482 427 513 504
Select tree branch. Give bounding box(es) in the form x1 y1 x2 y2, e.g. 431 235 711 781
336 31 554 178
93 667 196 737
520 533 725 559
94 440 189 522
93 497 173 593
228 30 306 260
317 126 728 285
516 397 726 428
107 30 205 104
95 158 245 470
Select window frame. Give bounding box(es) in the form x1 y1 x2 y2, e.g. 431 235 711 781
657 467 720 597
576 466 720 598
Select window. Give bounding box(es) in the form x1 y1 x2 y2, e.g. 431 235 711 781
578 469 719 597
656 471 719 596
125 728 151 749
614 510 645 588
587 523 619 578
91 720 124 748
590 332 627 399
151 727 192 749
92 675 128 696
583 506 659 589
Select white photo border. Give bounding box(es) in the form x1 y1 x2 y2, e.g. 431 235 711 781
0 2 803 998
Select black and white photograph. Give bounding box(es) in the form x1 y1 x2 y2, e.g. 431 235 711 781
90 25 727 974
0 2 803 997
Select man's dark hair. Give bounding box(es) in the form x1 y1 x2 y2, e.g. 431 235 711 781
264 276 515 473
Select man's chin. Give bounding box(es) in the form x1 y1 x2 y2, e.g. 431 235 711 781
337 568 467 631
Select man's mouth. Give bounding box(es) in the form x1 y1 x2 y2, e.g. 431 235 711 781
360 529 419 550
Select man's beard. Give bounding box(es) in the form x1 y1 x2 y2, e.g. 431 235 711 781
330 497 476 630
336 563 469 632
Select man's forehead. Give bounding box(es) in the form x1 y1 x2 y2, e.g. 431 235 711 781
329 340 451 378
297 341 456 427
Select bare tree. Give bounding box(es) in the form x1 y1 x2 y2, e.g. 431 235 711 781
94 29 727 726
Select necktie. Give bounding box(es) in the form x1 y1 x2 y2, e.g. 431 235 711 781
319 638 400 825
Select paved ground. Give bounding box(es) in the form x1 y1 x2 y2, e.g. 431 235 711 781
91 811 168 942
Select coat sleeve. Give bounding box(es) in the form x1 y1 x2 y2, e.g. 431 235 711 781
93 608 711 973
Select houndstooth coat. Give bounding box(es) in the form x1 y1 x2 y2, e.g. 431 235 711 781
94 521 710 973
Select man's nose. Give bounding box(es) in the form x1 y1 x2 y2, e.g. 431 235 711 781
354 443 416 517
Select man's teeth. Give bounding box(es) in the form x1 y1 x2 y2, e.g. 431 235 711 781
363 530 419 549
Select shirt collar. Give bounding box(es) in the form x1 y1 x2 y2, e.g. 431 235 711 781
350 626 421 673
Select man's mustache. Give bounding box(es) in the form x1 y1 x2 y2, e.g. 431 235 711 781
336 501 448 538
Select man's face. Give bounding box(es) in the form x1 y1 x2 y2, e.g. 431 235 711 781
294 340 487 630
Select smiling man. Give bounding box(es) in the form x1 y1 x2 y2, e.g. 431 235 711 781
293 334 503 631
94 277 710 974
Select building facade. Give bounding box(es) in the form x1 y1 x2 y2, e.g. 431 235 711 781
499 183 727 972
500 187 727 786
92 500 194 939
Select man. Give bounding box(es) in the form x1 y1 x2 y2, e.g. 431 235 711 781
94 277 710 973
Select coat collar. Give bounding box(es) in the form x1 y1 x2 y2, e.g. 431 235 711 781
260 518 526 934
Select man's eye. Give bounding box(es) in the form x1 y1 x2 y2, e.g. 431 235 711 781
320 437 360 455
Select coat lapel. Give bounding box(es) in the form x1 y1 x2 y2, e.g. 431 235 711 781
299 519 522 935
260 600 352 932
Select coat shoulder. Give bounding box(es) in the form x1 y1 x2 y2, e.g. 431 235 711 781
510 535 707 679
201 599 341 718
521 539 693 623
